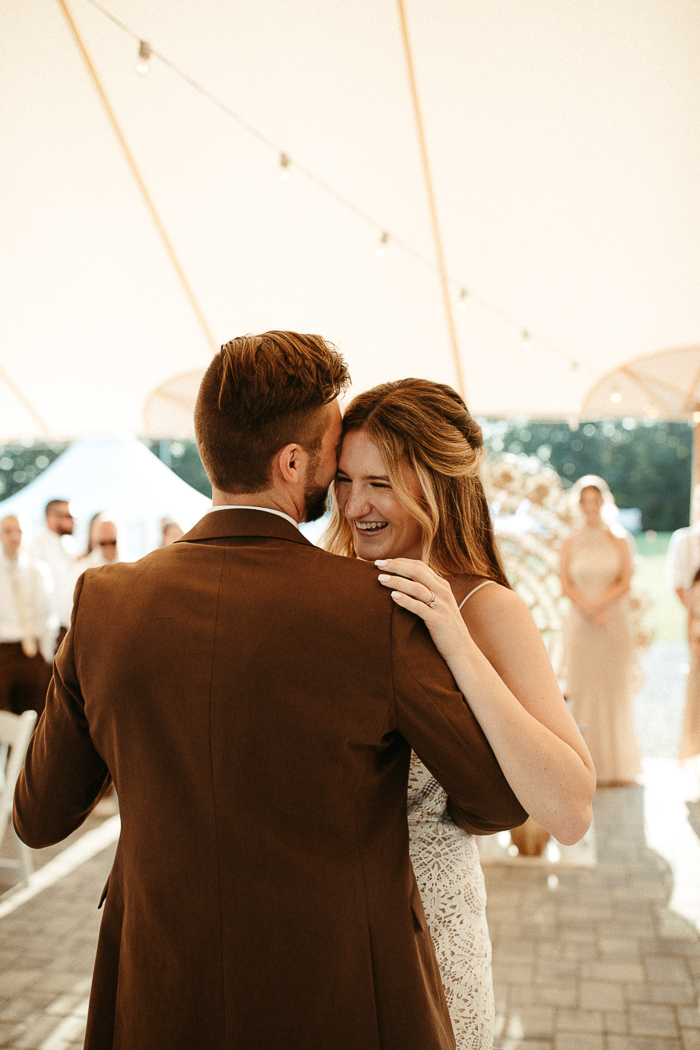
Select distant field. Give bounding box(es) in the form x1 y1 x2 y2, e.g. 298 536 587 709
634 531 686 641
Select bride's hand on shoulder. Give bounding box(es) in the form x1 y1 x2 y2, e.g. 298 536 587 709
375 558 471 661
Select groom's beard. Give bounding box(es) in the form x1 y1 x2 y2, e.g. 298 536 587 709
302 455 330 522
303 482 329 523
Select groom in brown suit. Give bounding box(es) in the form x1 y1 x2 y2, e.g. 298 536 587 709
15 331 526 1050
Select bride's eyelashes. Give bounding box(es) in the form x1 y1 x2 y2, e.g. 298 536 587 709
335 474 391 490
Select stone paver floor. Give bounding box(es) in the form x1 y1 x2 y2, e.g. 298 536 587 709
1 761 698 1049
1 636 698 1048
485 762 700 1050
0 831 115 1049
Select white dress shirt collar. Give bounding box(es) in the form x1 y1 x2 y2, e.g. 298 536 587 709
208 505 300 531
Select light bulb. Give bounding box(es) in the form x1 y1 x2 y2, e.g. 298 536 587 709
521 328 531 348
457 288 468 310
375 231 389 258
279 153 291 182
610 391 622 404
136 41 151 75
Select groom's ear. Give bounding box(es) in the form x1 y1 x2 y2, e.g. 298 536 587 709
275 443 304 487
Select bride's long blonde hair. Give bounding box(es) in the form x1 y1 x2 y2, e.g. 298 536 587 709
323 378 511 587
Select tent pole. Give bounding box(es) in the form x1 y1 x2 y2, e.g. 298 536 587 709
395 0 466 400
0 364 49 437
55 0 218 358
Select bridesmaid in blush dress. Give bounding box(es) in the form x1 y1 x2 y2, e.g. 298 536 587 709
560 475 642 787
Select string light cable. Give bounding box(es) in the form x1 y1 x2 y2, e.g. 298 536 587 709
78 0 583 375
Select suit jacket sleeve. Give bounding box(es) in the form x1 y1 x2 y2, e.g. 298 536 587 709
392 605 527 834
14 573 111 849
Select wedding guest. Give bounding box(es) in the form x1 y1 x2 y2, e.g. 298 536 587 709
679 566 700 768
80 517 120 569
160 517 184 546
665 492 700 771
81 512 106 559
29 499 79 651
665 486 700 608
560 475 642 787
0 515 56 715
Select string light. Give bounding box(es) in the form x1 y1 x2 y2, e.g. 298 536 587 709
610 390 622 404
521 328 531 349
375 231 389 258
136 40 151 75
86 0 584 376
692 411 700 424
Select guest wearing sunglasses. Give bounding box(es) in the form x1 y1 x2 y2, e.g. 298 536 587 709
80 516 120 570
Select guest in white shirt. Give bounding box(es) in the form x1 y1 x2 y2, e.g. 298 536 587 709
666 523 700 606
666 489 700 608
0 515 57 715
80 517 120 570
29 499 79 650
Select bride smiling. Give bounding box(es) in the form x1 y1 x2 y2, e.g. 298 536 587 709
324 378 594 1049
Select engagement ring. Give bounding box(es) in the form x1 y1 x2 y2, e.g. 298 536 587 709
427 591 438 609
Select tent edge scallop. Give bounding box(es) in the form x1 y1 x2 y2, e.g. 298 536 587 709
580 344 700 421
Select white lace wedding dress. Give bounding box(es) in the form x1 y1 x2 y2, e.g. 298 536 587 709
407 582 495 1050
408 755 494 1049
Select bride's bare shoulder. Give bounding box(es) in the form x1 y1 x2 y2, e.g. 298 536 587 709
449 573 494 606
458 578 534 631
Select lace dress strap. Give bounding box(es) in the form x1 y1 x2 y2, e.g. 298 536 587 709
458 578 495 611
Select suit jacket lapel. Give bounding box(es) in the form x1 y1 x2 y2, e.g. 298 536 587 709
179 508 315 548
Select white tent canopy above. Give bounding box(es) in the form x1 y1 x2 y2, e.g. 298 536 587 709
0 435 211 558
2 0 700 438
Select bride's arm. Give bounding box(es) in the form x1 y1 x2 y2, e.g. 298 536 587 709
376 559 596 845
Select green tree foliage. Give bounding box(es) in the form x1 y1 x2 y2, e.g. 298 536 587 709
478 417 692 530
0 422 692 531
0 441 211 503
0 445 66 500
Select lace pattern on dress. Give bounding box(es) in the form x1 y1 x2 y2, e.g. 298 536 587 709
408 751 494 1050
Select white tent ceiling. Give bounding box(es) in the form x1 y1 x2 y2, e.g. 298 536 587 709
2 0 699 440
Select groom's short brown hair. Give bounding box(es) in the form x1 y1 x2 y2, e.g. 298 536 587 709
195 331 350 493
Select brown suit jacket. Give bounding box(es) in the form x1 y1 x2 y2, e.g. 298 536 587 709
14 509 526 1050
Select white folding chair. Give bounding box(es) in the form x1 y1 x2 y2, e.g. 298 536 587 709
0 709 38 886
